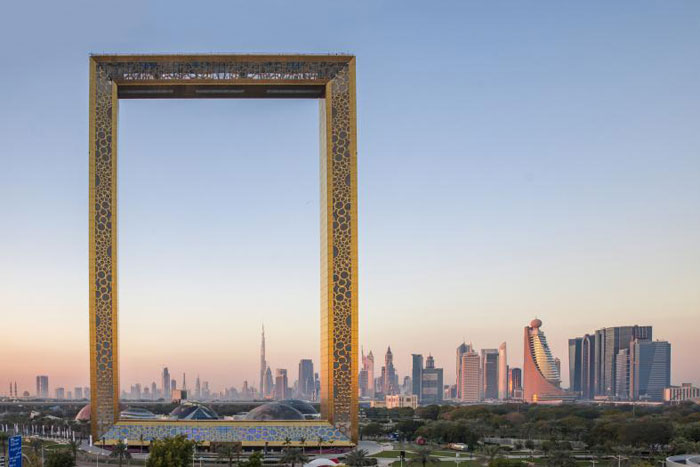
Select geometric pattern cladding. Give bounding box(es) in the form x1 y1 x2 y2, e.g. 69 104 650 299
101 421 352 446
89 54 358 442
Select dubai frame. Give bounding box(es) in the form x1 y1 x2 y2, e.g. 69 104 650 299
89 54 358 446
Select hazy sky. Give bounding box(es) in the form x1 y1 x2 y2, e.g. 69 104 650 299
1 1 699 396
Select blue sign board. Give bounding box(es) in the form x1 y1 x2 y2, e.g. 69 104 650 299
8 435 21 467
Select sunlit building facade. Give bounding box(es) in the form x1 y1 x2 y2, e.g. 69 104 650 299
523 318 568 402
460 350 481 402
498 342 508 400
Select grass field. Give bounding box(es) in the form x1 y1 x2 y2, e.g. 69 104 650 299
371 450 420 458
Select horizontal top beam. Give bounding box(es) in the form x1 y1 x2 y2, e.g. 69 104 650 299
91 53 354 63
117 83 326 99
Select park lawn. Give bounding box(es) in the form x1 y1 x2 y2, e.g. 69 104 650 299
371 450 407 458
374 449 479 460
389 460 481 467
389 461 591 467
432 451 476 458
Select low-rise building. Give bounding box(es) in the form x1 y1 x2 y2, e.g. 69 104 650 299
385 394 418 409
664 383 700 403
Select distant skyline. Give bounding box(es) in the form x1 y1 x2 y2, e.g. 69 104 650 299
1 1 699 393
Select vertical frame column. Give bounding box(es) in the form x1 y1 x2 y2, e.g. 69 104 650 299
319 60 358 442
89 59 120 438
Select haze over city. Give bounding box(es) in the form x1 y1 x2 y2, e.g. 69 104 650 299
1 1 699 397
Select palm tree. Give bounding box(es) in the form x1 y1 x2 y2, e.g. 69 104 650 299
479 445 502 465
410 447 438 467
235 442 243 465
299 437 306 454
0 432 8 460
110 440 131 467
217 444 237 467
68 439 81 462
284 437 292 448
318 437 324 455
30 438 43 459
345 448 371 467
546 450 575 467
281 447 307 467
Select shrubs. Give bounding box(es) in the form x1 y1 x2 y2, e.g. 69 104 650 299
147 435 196 467
45 450 75 467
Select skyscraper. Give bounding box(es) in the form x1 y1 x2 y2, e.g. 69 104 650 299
580 334 596 399
36 375 49 398
162 367 171 399
460 350 481 402
383 347 398 396
298 359 314 400
568 337 582 393
575 325 652 398
359 364 368 398
594 328 606 396
260 325 266 397
455 342 471 400
402 376 412 394
420 354 443 404
263 367 274 398
498 342 508 400
615 349 630 400
361 348 375 398
274 369 288 400
411 354 423 398
602 326 652 396
523 318 568 402
508 367 522 398
481 349 499 400
629 339 671 401
195 375 201 399
151 382 157 400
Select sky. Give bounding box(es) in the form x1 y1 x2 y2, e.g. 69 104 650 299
1 1 699 396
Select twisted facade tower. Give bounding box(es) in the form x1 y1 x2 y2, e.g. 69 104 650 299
523 318 568 402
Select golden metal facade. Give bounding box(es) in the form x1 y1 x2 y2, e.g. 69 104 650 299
89 54 358 442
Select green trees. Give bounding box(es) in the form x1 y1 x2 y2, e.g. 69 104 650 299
242 451 264 467
45 450 75 467
409 447 437 467
489 460 526 467
415 405 440 421
478 445 502 464
415 420 479 447
395 420 424 441
0 432 8 460
217 442 243 466
110 440 132 467
280 447 307 467
361 422 384 439
669 437 700 455
345 448 372 466
618 421 674 447
68 439 80 462
147 435 196 467
545 450 575 467
680 422 700 442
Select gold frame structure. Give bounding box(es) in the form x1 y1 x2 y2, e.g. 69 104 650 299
89 54 358 444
